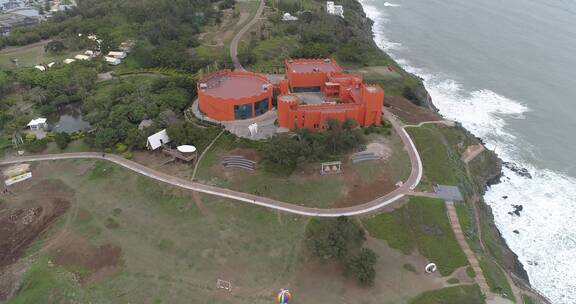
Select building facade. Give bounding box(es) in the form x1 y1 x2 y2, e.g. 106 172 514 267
197 70 273 121
277 58 384 131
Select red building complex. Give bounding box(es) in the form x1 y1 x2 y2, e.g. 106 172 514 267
197 69 273 121
277 59 384 131
196 59 384 131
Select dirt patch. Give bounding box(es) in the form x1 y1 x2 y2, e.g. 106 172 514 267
335 161 398 208
45 231 122 285
0 178 73 300
386 96 441 124
132 151 193 179
227 148 259 161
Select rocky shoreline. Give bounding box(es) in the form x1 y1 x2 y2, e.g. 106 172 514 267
353 0 533 289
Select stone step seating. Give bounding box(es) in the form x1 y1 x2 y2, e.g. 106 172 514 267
222 156 256 171
351 151 381 164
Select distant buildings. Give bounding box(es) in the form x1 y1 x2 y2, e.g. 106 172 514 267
326 1 344 18
0 13 40 36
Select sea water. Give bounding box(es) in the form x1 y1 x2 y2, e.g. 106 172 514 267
359 0 576 302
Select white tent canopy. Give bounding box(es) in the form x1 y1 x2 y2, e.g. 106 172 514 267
27 118 47 128
147 129 171 150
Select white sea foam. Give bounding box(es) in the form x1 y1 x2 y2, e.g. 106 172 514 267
383 2 401 7
361 0 576 302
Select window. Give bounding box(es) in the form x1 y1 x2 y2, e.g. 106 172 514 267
254 98 269 116
234 103 253 120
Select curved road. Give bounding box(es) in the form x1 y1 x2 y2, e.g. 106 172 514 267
230 0 266 70
0 109 422 218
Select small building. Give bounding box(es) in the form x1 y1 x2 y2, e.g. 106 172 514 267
0 13 40 36
119 40 135 52
34 65 45 71
63 58 76 64
146 129 171 150
84 50 99 58
104 56 121 65
107 51 127 59
74 54 91 61
326 1 344 18
27 118 48 130
47 62 55 68
282 12 298 21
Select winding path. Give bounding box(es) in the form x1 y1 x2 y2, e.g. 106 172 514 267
0 109 422 218
229 0 266 70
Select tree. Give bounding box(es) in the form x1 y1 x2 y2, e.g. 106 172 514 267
54 132 71 149
45 41 66 54
346 248 379 286
305 216 366 261
28 87 48 105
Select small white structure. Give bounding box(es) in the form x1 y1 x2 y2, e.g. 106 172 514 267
248 123 259 137
63 58 76 64
425 263 437 273
84 50 99 58
34 65 46 71
87 34 98 41
107 51 127 59
282 12 298 21
119 40 135 52
47 62 56 68
74 54 91 61
321 161 342 175
177 145 197 153
104 56 121 65
27 118 48 130
146 129 171 150
326 1 344 17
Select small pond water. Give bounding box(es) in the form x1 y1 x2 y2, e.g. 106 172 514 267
49 104 92 132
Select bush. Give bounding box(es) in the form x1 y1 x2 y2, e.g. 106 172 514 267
54 132 71 150
123 152 134 159
346 248 378 286
115 143 128 153
306 217 366 261
24 138 49 153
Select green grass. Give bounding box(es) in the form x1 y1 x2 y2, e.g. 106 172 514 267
403 263 417 273
363 197 469 276
522 294 536 304
479 257 515 302
7 257 89 304
410 284 485 304
447 278 459 284
0 43 77 70
407 126 460 187
466 266 476 278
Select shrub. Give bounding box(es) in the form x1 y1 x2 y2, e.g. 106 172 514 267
346 248 378 286
115 143 128 153
24 138 48 153
54 132 71 150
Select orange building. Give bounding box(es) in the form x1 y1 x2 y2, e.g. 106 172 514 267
197 70 273 121
196 59 384 131
277 59 384 131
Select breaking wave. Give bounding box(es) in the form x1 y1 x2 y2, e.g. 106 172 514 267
360 1 576 303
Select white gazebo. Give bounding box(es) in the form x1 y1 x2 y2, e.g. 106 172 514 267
146 129 171 150
27 118 48 130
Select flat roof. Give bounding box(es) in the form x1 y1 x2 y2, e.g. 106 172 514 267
287 60 341 74
202 74 270 99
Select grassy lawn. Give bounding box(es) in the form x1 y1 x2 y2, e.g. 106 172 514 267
479 257 515 302
410 284 485 304
362 197 469 276
4 159 453 303
0 43 77 70
250 35 298 72
196 144 346 208
407 125 460 188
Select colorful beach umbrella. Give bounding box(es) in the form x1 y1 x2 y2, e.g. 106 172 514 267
276 288 292 304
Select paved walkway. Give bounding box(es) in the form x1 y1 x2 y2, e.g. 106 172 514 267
445 201 515 303
229 0 265 70
0 108 422 218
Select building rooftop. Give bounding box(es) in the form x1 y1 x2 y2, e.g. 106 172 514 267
201 73 271 99
286 59 342 74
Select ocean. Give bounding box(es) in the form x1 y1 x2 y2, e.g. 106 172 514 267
359 0 576 302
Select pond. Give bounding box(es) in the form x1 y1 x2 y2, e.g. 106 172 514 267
49 104 92 133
